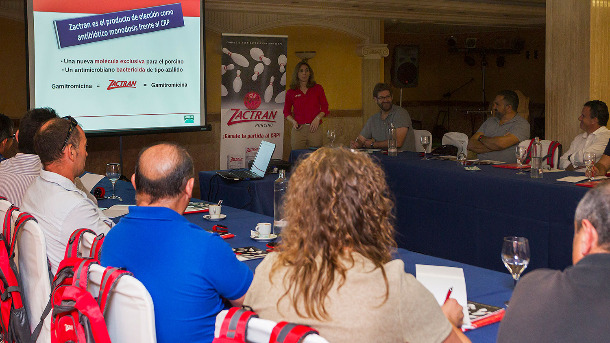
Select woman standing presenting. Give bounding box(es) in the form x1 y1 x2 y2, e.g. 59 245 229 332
244 147 469 343
284 61 329 150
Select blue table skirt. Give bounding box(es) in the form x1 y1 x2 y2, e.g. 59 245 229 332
199 171 277 217
290 149 588 273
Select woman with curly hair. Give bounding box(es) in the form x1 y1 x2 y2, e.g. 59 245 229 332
244 147 469 343
283 61 329 150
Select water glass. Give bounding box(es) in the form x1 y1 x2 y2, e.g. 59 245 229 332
420 136 430 160
501 236 530 286
515 146 527 174
327 129 336 147
584 152 596 181
106 163 122 201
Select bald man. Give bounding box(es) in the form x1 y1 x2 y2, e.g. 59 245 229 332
100 143 253 343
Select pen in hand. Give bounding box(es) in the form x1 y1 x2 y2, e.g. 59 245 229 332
444 287 453 304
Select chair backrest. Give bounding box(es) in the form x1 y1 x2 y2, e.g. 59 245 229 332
214 310 329 343
413 130 432 153
15 209 52 343
0 198 52 342
518 139 562 169
514 90 530 121
442 132 469 155
86 263 156 343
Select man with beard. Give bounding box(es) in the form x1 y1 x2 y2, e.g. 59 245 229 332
467 90 530 163
350 83 415 152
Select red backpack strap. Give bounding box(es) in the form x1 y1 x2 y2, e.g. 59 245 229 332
550 141 562 168
9 212 36 257
97 267 133 316
215 307 258 342
0 232 25 310
546 141 556 168
523 139 535 164
65 228 96 259
2 205 19 249
90 233 105 260
72 258 97 289
270 322 319 343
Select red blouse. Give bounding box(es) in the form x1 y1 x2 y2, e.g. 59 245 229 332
283 84 329 125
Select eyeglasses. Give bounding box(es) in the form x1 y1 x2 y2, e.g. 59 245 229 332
376 95 392 101
61 116 78 151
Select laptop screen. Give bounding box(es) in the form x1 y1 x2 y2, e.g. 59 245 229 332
250 141 276 177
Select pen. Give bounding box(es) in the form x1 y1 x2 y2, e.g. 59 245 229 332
444 287 453 304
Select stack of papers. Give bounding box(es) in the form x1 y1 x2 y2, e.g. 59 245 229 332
416 265 470 327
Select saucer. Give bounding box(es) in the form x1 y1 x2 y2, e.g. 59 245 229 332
203 214 226 221
250 232 278 242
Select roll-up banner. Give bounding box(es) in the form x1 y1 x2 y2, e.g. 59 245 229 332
220 34 287 169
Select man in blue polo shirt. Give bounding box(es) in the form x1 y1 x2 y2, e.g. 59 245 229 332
101 142 252 343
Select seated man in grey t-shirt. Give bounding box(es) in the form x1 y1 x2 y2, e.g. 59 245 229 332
350 83 416 152
467 90 530 163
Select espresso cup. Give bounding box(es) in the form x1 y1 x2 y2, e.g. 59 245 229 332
255 222 272 238
209 205 222 219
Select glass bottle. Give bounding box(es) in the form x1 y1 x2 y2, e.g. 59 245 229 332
388 123 397 156
273 169 288 234
530 137 543 178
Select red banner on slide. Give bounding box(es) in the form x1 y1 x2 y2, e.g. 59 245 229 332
33 0 200 17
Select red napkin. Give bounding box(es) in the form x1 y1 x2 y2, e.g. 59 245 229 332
492 163 530 169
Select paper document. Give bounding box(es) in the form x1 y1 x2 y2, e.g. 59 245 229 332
102 205 132 218
542 168 564 173
558 176 607 183
416 264 470 326
79 173 105 192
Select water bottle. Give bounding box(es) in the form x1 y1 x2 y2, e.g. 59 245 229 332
273 169 288 234
388 123 397 156
530 137 543 178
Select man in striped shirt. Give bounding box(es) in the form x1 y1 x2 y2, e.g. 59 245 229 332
0 108 57 206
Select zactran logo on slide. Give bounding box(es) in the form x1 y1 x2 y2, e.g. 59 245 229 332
107 80 136 90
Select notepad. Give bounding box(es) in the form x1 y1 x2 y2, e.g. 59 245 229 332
416 264 470 327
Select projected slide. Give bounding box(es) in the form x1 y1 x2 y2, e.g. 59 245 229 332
30 0 202 134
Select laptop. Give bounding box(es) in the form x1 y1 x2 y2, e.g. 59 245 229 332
216 141 276 180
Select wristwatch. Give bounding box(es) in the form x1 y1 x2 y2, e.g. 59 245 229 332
370 139 375 148
478 135 484 142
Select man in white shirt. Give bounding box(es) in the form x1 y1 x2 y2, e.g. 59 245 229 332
22 117 113 274
559 100 610 170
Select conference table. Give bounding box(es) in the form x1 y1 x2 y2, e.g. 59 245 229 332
97 177 514 343
202 149 590 273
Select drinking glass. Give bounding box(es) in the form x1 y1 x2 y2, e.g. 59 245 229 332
106 163 122 201
501 236 530 286
420 135 430 160
327 129 336 147
584 151 596 181
515 146 527 174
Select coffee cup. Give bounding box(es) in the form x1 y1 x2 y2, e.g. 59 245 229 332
209 205 222 219
255 222 272 238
